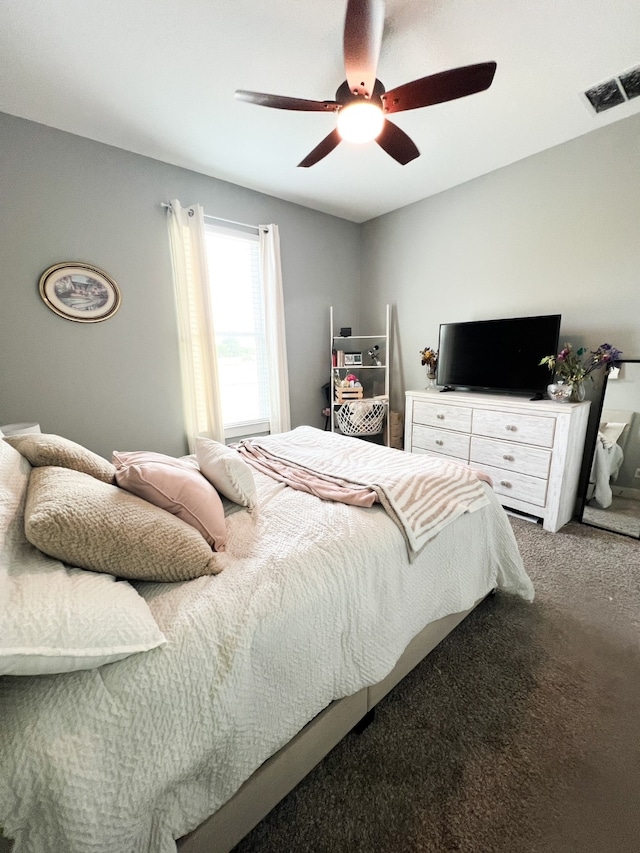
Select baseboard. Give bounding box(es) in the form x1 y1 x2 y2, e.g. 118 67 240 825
612 486 640 501
504 508 541 525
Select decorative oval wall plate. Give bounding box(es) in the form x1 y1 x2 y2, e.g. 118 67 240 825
39 262 121 323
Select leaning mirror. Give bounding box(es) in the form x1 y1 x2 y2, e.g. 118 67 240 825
581 359 640 538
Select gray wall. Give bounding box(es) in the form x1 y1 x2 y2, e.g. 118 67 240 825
361 112 640 416
0 113 361 458
2 110 639 464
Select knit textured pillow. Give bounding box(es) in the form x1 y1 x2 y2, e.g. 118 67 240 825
4 433 115 484
0 439 167 675
24 467 221 582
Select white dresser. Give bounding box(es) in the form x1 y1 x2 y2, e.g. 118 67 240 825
404 390 591 532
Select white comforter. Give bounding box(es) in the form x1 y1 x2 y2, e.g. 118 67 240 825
0 461 533 853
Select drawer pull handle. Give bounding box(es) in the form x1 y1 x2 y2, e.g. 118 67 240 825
503 454 514 461
435 439 444 446
436 414 445 420
505 424 517 432
499 480 512 488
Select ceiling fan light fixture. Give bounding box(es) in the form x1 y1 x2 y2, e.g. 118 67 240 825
336 101 384 143
236 1 497 166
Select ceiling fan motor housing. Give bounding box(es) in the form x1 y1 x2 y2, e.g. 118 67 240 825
235 0 497 167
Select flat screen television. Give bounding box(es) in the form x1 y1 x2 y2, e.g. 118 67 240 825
437 314 561 398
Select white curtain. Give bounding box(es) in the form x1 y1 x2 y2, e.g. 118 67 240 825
259 224 291 434
167 199 225 451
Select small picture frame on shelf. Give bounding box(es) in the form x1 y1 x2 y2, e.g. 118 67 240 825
344 352 362 366
340 327 352 337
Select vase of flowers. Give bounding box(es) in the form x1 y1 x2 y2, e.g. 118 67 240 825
420 346 438 392
540 342 622 402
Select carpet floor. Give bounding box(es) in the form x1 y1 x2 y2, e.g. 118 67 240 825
233 518 640 853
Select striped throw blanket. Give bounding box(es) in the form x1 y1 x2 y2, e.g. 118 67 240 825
237 426 490 560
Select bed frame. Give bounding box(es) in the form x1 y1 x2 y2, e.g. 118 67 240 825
177 597 483 853
0 598 483 853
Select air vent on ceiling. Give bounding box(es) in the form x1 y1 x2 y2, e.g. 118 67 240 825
584 64 640 114
619 66 640 100
584 80 625 113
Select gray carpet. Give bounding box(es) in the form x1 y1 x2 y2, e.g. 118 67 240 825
233 518 640 853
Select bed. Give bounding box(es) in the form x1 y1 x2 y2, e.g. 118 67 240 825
0 426 533 853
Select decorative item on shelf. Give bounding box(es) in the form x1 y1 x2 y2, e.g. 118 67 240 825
340 327 352 337
335 386 364 403
420 346 438 392
540 342 622 402
571 381 586 402
546 380 572 403
334 372 363 402
39 262 121 323
367 344 382 366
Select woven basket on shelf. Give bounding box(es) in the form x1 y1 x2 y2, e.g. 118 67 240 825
336 400 386 436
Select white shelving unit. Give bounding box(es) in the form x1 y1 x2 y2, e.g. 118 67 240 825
330 305 391 446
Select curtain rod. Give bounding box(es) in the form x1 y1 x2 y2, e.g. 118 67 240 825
161 202 261 233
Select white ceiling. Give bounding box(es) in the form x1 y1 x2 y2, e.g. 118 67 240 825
1 0 639 223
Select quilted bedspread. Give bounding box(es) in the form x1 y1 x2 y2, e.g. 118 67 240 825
237 426 491 559
0 441 533 853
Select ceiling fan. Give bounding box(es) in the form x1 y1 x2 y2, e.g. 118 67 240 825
235 0 496 168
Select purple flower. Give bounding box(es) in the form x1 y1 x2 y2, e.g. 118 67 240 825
596 343 623 363
540 340 622 384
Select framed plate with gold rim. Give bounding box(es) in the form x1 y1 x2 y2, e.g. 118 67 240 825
39 262 121 323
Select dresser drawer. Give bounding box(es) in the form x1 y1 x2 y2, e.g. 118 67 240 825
412 424 470 460
412 447 467 466
480 463 548 507
470 436 552 479
472 409 556 448
413 401 472 433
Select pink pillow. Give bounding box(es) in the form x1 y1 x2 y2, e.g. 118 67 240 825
112 451 226 551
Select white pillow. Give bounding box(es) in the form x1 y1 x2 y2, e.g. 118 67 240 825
195 436 256 507
0 440 167 676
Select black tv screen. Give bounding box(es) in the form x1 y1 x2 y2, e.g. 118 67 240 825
437 314 561 396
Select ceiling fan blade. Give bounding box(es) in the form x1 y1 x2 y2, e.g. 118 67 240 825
298 129 342 168
381 62 497 114
375 119 420 165
343 0 385 98
235 90 339 112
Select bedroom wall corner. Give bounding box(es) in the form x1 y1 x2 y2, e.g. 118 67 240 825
358 112 640 418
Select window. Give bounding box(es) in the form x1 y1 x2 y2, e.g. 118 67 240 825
203 223 270 438
167 199 290 450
